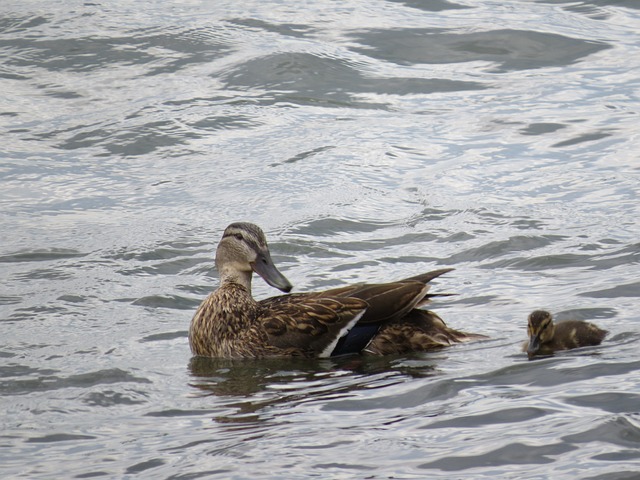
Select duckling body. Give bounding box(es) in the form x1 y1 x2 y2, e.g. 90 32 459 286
189 222 485 358
524 310 607 358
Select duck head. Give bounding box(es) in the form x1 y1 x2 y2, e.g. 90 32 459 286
215 222 293 293
526 310 555 358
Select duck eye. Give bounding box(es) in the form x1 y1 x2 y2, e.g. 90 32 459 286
233 233 244 241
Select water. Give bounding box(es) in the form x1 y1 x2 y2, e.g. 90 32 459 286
1 0 639 478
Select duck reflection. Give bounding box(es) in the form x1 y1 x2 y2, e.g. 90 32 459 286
188 354 440 400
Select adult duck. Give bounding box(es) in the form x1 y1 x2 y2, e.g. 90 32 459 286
189 222 485 358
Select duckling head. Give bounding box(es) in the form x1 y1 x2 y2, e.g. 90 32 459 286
526 310 555 358
215 222 293 293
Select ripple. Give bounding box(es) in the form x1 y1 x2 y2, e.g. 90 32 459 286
349 28 611 71
565 392 640 414
580 281 640 298
139 330 187 343
0 249 85 263
82 390 147 407
26 433 96 443
132 295 197 309
221 52 486 109
419 441 577 471
0 295 22 305
562 416 640 449
552 130 615 148
125 459 165 475
1 368 151 396
387 0 470 12
444 235 561 264
425 406 552 429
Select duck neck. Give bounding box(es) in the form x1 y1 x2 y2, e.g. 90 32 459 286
218 265 253 292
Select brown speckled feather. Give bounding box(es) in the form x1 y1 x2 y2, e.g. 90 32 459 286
366 309 487 355
190 282 367 358
553 321 607 349
260 294 368 352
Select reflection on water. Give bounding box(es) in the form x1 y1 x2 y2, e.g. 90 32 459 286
188 354 438 399
1 0 639 478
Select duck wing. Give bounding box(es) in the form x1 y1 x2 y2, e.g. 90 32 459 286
258 294 368 357
258 268 455 357
319 268 456 356
321 268 454 324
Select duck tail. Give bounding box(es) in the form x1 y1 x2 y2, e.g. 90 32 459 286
402 268 454 285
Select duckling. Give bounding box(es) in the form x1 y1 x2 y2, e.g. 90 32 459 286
189 222 486 358
524 310 607 359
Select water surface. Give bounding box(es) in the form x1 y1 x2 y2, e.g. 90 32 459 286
1 0 639 478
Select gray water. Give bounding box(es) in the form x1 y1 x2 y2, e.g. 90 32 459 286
1 0 640 478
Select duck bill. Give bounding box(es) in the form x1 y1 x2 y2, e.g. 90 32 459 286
251 251 293 293
527 335 541 357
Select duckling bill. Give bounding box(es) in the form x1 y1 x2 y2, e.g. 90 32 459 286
524 310 607 359
189 222 486 358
